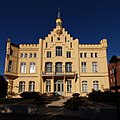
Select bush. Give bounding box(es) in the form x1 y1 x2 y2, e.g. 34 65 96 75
34 96 45 105
20 92 45 105
64 99 79 110
88 90 117 102
20 92 41 99
64 97 86 111
72 93 80 98
0 75 8 98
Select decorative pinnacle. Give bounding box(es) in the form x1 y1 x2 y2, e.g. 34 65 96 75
57 7 60 18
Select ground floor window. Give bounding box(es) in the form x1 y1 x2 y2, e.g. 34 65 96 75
19 81 25 93
29 81 35 92
93 81 99 91
67 80 72 92
46 80 51 92
82 81 87 93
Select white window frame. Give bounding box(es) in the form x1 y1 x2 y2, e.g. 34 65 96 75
81 62 86 72
93 81 99 91
45 62 52 72
19 81 25 93
67 80 72 92
82 81 88 93
66 62 72 72
29 81 35 92
30 62 36 73
92 62 98 72
20 62 26 73
46 80 51 92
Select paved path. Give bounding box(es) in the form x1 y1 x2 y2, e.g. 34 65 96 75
36 97 80 117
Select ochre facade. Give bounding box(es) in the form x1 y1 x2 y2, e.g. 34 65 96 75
4 14 109 98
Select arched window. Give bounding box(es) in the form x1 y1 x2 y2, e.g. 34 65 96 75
82 81 87 93
19 81 25 93
93 81 99 91
29 53 32 58
29 81 35 92
66 62 72 72
45 62 52 72
55 62 62 72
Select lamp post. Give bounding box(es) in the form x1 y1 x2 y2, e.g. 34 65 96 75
109 55 119 120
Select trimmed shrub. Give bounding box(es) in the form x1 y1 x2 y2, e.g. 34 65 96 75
20 92 41 99
72 93 80 98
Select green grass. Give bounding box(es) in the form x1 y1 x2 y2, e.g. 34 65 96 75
0 98 26 104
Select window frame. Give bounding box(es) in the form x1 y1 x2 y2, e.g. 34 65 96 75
92 62 98 72
19 81 25 93
66 51 71 58
56 46 62 56
67 80 72 92
29 81 35 92
82 81 88 93
20 62 26 73
46 80 51 92
47 51 51 58
81 62 86 72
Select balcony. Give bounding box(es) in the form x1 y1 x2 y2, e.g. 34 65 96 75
42 71 77 78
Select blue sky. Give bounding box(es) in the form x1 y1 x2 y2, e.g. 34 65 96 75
0 0 120 75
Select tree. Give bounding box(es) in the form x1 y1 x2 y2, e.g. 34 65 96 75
0 75 8 98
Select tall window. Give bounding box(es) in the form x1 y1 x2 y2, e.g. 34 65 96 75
66 62 72 72
95 53 98 57
20 62 26 73
46 42 48 48
70 42 72 48
81 62 86 72
66 51 71 58
47 51 51 58
56 46 62 56
84 53 87 57
30 62 36 73
55 62 62 72
91 53 93 58
65 37 66 42
80 53 83 58
34 53 37 58
46 80 51 92
92 62 98 72
29 53 32 58
51 37 53 42
25 53 28 58
20 53 23 58
93 81 99 91
45 62 52 72
67 80 72 92
19 81 25 93
8 60 12 72
82 81 87 93
29 81 35 92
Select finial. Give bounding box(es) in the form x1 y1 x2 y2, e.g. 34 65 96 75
7 38 11 43
57 7 60 18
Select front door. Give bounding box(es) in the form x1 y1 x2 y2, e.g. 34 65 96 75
54 79 64 95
